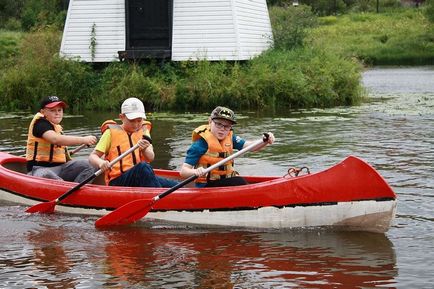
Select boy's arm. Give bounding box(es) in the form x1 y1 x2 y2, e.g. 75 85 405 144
140 141 155 162
180 163 207 178
89 149 108 171
140 133 154 162
242 132 275 151
42 130 97 146
89 130 111 171
180 140 208 178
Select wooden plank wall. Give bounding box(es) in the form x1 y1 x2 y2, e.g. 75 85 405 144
60 0 125 62
60 0 272 62
172 0 272 61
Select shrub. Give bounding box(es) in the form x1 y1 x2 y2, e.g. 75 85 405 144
0 0 25 29
302 0 347 16
0 25 365 112
269 5 318 50
0 30 22 68
244 48 363 109
4 18 22 31
426 0 434 23
0 28 95 111
21 0 66 31
319 16 339 25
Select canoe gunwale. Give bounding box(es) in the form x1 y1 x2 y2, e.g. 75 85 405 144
0 152 397 232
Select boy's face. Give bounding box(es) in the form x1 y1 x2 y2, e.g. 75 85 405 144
120 114 143 133
41 106 64 124
209 118 233 140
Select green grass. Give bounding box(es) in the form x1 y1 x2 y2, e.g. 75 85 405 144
0 52 364 112
0 48 364 112
309 8 434 65
0 30 23 69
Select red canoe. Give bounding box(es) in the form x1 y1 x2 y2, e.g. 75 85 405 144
0 152 397 233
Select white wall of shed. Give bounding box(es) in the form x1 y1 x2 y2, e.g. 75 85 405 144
172 0 238 61
235 0 273 59
60 0 273 62
171 0 272 61
60 0 125 62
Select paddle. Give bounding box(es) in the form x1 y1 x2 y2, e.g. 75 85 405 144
69 143 89 156
95 133 270 227
26 142 141 214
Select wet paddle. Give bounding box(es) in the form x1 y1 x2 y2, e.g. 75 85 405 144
95 134 270 227
26 143 141 214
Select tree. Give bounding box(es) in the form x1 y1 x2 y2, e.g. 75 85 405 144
0 0 25 28
426 0 434 22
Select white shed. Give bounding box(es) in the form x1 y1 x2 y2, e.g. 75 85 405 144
60 0 273 62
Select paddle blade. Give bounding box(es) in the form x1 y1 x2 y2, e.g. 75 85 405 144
26 201 56 214
95 199 154 227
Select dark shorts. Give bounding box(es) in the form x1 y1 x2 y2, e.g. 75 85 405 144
204 176 248 187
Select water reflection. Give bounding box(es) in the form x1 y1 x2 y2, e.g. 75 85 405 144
99 228 397 288
26 226 75 289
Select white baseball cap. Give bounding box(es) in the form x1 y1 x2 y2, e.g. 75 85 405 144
121 97 146 120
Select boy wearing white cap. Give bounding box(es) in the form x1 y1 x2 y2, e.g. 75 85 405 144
89 97 178 187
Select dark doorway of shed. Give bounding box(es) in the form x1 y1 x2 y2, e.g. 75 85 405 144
120 0 172 60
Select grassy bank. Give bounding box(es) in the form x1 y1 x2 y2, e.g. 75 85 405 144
309 8 434 65
1 5 392 112
0 37 363 112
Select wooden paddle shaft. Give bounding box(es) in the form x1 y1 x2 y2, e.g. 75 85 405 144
154 135 268 202
93 142 141 177
56 143 141 202
69 144 88 155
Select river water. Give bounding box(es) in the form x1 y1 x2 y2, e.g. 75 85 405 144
0 67 433 288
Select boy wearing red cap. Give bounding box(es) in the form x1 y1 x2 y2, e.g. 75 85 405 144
26 96 97 182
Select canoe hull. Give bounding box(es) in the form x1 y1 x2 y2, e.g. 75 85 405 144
0 152 397 232
0 189 396 233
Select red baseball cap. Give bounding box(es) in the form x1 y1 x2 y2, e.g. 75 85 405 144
40 96 67 109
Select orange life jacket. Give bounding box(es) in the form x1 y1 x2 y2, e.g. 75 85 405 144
26 112 68 166
104 124 151 184
100 119 152 134
192 124 236 184
142 120 152 133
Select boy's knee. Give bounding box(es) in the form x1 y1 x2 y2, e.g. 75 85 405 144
33 169 61 180
74 159 93 169
137 162 154 174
